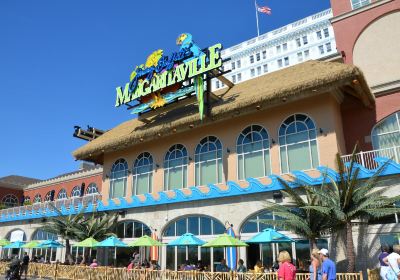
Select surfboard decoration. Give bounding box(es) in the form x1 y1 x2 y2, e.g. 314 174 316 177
150 232 159 261
226 226 238 271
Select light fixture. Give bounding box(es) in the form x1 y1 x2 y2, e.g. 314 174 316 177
319 128 324 134
156 164 160 168
271 139 276 145
272 191 283 199
226 148 231 153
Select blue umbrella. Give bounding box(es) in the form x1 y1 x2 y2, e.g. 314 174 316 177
95 236 128 266
38 240 64 248
246 228 294 243
3 241 25 249
168 233 205 246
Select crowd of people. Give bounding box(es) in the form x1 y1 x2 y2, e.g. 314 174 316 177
4 247 338 280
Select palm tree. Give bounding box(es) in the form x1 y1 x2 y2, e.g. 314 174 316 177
71 212 118 264
259 178 331 252
308 145 400 272
40 204 85 263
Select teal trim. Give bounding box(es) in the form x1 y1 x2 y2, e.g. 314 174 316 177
1 157 399 223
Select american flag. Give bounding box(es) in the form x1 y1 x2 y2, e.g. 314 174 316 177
256 3 272 15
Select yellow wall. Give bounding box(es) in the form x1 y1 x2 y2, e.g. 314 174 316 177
101 93 345 200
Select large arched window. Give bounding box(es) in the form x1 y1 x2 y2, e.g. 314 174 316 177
237 125 271 179
110 159 128 199
279 114 318 173
372 111 400 150
164 144 188 190
86 183 99 195
163 215 226 237
71 186 81 197
57 189 68 200
2 194 18 208
116 220 151 239
240 210 275 234
195 136 223 185
133 152 153 195
33 194 42 204
32 229 57 241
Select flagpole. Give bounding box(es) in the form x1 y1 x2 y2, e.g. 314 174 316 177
255 0 260 36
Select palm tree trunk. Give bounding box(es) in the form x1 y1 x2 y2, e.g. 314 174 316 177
65 239 74 264
309 238 318 254
346 222 355 272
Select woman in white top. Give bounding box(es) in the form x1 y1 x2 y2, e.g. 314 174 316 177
384 245 400 280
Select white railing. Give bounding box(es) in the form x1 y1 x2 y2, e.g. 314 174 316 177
0 194 102 219
341 146 400 170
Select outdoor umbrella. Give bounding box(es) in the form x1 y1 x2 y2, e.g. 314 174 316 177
38 240 64 262
168 233 205 271
22 241 42 259
95 236 128 266
202 234 247 272
0 239 11 258
72 237 99 261
246 228 294 244
167 233 205 246
202 234 248 248
128 235 163 247
4 241 26 258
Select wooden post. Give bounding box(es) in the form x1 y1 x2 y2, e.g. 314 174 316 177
359 271 363 280
53 262 58 280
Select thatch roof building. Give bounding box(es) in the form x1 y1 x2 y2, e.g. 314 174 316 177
73 60 373 164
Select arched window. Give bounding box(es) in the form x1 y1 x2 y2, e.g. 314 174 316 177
372 111 400 150
71 186 81 197
44 191 53 202
237 125 271 179
240 210 275 234
279 114 318 173
133 152 153 195
24 196 30 203
6 229 26 242
2 194 18 208
86 183 99 195
195 136 223 185
163 215 225 237
32 229 57 241
33 194 42 204
115 220 151 239
110 159 128 199
57 189 68 200
164 144 188 190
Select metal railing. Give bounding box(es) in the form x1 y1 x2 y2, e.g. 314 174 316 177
0 194 102 219
341 146 400 170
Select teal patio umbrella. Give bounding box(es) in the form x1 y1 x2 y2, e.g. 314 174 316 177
38 240 64 262
95 236 128 266
246 228 294 244
4 241 26 258
168 233 205 246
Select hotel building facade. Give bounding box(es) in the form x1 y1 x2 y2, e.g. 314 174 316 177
0 0 399 272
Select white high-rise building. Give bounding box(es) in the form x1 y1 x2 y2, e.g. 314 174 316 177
212 9 336 90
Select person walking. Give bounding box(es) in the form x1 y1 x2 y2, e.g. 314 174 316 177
319 249 336 280
277 251 296 280
384 244 400 280
21 252 29 280
379 245 390 280
309 249 322 280
237 259 247 272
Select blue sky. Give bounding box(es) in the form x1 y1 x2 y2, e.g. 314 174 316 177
0 0 330 180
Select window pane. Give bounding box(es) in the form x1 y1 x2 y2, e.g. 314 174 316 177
241 220 258 233
134 222 143 237
244 151 264 178
188 217 199 235
200 217 212 235
288 142 311 171
213 220 225 234
238 155 244 180
177 246 186 268
176 219 187 235
136 174 150 194
169 167 184 190
164 225 175 237
200 161 217 185
117 223 124 238
280 148 288 173
262 243 273 268
126 222 134 238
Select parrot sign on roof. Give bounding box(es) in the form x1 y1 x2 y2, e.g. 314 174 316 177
115 33 223 120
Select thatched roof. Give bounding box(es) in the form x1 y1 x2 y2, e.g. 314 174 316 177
73 60 373 163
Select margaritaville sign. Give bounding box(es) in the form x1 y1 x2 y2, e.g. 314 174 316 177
115 33 223 118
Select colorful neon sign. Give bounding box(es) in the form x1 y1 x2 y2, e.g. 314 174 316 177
115 33 223 119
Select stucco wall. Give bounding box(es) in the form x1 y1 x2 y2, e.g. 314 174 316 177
101 93 346 199
353 11 400 87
